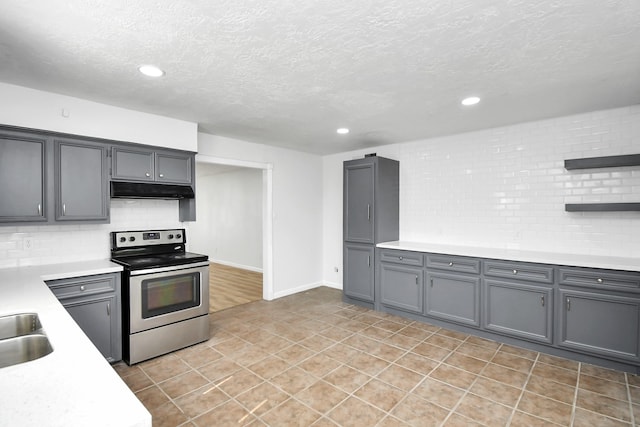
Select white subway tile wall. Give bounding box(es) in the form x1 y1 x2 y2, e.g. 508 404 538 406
0 199 183 268
398 105 640 257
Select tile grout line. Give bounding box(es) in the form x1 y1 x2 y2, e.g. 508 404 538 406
504 350 539 427
569 362 581 427
626 372 636 427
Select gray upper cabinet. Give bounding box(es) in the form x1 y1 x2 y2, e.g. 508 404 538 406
344 243 375 302
156 151 192 184
558 289 640 362
344 161 375 243
112 146 193 184
55 139 109 222
344 156 399 245
426 272 481 327
0 130 47 223
484 279 553 344
111 146 155 181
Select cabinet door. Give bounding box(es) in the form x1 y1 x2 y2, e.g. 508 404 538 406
344 243 375 302
0 133 46 222
112 146 155 181
63 294 120 362
155 152 192 184
380 264 423 314
56 140 109 221
426 272 480 326
484 280 552 343
344 162 374 243
558 289 640 362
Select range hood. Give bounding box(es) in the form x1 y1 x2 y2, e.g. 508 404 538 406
110 181 195 199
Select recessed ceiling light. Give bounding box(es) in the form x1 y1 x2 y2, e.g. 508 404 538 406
461 96 480 106
138 64 165 77
336 128 350 134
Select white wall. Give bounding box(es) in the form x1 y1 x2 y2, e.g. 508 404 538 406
197 133 324 298
0 200 183 268
190 164 263 271
0 82 197 151
323 105 640 287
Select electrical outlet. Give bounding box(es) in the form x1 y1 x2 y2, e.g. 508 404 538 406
24 237 33 250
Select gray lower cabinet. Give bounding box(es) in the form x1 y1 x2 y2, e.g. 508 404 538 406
558 289 640 362
112 146 193 184
380 264 423 314
426 272 480 327
344 243 375 303
55 139 109 222
0 130 47 222
46 273 122 363
484 279 553 344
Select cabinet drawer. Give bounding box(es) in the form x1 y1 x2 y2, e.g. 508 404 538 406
484 260 553 284
426 254 480 274
558 267 640 291
46 274 117 300
379 249 424 267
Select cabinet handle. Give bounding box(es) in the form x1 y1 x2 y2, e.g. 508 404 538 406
367 255 370 266
448 262 453 266
145 172 151 177
367 204 370 221
79 285 85 291
159 173 164 178
62 204 66 215
37 203 42 215
415 275 418 285
107 302 111 316
566 298 571 311
399 256 403 260
540 295 545 307
513 269 518 274
430 278 433 287
596 278 603 284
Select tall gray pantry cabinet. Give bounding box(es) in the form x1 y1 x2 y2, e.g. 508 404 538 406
343 156 399 307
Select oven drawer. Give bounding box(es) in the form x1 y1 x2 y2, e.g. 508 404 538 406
46 274 117 300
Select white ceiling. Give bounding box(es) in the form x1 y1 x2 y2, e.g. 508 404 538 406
1 1 639 155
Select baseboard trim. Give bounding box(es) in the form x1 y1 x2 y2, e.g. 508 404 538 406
210 258 263 273
272 281 344 299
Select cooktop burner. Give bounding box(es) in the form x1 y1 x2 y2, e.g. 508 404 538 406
111 252 209 270
110 229 208 270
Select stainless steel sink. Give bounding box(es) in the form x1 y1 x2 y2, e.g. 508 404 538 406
0 334 53 368
0 313 53 368
0 313 43 340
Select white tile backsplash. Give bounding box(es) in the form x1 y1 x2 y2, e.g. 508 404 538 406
398 105 640 257
0 199 184 268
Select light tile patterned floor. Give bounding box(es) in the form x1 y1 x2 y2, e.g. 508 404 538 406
113 287 640 427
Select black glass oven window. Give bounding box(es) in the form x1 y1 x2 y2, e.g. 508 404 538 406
141 272 201 318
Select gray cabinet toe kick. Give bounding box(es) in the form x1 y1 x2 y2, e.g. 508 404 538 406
366 247 640 374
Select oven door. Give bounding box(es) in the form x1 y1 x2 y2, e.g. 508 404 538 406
128 261 209 333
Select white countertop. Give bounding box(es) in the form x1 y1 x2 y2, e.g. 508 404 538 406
0 260 151 427
377 241 640 272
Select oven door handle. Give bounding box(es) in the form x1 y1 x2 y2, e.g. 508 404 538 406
129 261 211 276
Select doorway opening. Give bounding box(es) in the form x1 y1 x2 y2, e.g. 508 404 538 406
190 155 274 312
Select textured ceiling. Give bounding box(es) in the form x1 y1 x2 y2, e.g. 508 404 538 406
1 1 639 154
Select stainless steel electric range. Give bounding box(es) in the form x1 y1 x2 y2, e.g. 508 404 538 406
110 229 210 365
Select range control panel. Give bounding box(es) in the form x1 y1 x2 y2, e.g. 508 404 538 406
112 229 185 248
